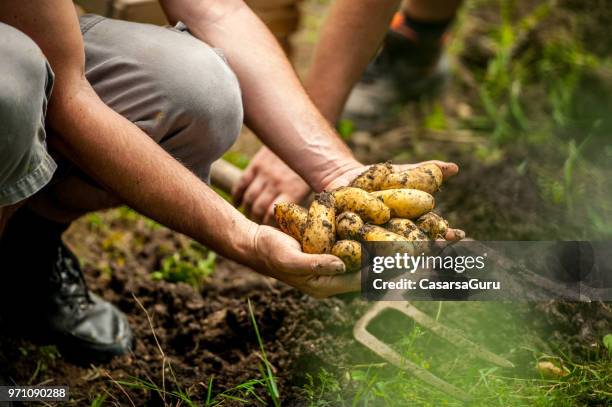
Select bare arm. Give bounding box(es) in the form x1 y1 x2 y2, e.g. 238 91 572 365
160 0 361 191
305 0 400 123
0 0 353 297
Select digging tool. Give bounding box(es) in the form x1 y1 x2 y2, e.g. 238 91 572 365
210 159 244 194
353 301 514 402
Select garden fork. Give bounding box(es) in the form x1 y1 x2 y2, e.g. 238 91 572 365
353 301 514 402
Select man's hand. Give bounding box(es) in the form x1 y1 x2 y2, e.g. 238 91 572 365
322 160 460 191
233 147 310 224
249 225 360 298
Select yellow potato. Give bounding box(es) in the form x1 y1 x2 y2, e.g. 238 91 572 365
349 162 393 192
416 212 449 239
274 203 308 241
386 218 418 237
385 218 429 254
371 189 434 219
336 211 364 240
359 225 409 242
331 240 362 272
536 361 568 378
333 187 390 225
302 192 336 254
406 228 429 241
381 163 443 194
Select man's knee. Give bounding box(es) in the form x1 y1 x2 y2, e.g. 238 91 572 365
0 23 54 190
82 19 243 180
0 23 51 138
153 40 244 176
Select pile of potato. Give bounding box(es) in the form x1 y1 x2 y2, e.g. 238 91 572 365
274 163 459 272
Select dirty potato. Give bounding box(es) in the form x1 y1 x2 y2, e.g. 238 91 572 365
386 218 418 237
331 240 362 272
371 189 434 219
359 225 409 242
333 187 390 225
386 218 429 239
274 203 308 241
302 192 336 254
336 211 365 240
416 212 449 239
406 228 429 241
349 162 393 192
381 163 443 194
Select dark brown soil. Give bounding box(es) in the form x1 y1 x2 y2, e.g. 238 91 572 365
1 210 610 405
0 214 372 405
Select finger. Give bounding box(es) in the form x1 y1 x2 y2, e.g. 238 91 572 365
232 166 256 205
396 160 459 179
251 188 278 224
242 177 267 214
306 272 361 298
445 228 466 241
283 251 345 276
308 253 346 276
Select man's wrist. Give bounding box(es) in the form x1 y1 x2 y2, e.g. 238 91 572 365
314 158 362 192
231 219 260 268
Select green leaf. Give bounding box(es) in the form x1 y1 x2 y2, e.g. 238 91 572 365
603 334 612 352
337 119 355 140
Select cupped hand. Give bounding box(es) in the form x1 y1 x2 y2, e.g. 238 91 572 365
323 160 460 191
250 225 360 298
233 147 311 225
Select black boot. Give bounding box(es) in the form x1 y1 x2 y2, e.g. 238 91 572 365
0 208 132 363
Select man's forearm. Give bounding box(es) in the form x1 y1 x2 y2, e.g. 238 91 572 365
305 0 400 123
161 0 360 191
48 85 258 265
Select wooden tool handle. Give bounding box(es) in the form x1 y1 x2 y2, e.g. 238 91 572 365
210 160 243 194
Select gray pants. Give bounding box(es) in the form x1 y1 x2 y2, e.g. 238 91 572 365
0 15 243 207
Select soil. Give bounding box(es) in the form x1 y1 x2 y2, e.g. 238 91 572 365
1 0 611 405
1 211 610 405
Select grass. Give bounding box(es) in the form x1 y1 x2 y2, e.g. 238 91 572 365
151 243 216 288
90 393 107 407
457 0 612 238
302 307 612 407
248 298 281 407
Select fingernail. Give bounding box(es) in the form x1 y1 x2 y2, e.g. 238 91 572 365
332 260 346 272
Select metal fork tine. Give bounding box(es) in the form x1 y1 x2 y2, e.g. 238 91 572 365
353 302 471 401
388 302 514 368
353 301 514 401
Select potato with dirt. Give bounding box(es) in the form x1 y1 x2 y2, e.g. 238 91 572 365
331 240 362 272
349 162 393 191
274 203 308 241
371 189 434 219
381 163 443 194
332 187 390 224
386 218 417 235
416 212 449 239
359 225 409 242
336 211 364 240
302 192 336 254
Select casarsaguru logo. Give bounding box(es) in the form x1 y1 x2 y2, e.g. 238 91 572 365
371 278 501 290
